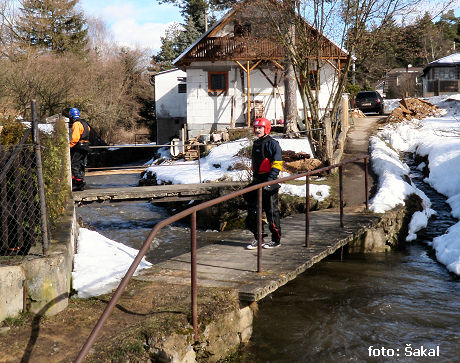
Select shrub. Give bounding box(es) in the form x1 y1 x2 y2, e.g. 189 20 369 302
40 118 71 230
1 117 70 235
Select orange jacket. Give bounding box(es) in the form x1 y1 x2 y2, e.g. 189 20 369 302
70 120 90 148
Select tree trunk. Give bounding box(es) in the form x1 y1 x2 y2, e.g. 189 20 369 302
322 114 334 166
283 61 300 138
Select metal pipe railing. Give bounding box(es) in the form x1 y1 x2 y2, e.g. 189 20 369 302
75 154 370 362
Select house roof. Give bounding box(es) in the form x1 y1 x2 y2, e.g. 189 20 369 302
172 8 235 66
154 68 185 77
173 0 349 68
422 53 460 76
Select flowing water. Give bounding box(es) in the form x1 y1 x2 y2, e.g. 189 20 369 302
239 154 460 362
78 173 239 263
79 164 459 362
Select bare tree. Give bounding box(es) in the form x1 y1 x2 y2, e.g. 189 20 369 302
0 0 24 60
259 0 454 164
282 0 301 138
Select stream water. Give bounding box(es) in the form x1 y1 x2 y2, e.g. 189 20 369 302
239 154 460 362
78 173 240 263
78 162 459 362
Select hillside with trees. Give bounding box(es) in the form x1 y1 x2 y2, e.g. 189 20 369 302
353 10 460 90
0 0 154 144
0 0 458 146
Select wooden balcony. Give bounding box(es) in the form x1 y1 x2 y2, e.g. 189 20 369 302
175 36 348 66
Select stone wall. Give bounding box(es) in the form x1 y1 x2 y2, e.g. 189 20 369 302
348 203 415 253
148 305 254 363
0 203 77 322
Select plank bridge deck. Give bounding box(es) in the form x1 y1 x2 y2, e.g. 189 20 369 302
72 182 246 204
136 207 381 302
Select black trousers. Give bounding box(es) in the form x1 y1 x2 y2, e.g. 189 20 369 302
244 186 281 243
70 146 89 181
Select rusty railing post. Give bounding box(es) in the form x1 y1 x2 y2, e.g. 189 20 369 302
31 99 49 254
257 187 263 273
364 156 369 210
305 174 310 247
191 211 198 342
339 165 344 228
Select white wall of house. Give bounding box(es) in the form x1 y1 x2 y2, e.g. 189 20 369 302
154 62 341 141
298 62 339 119
154 68 187 144
155 69 187 118
184 60 339 138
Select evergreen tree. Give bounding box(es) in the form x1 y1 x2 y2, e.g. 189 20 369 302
436 10 460 51
353 18 404 88
153 23 183 70
175 17 202 54
154 0 238 68
15 0 88 54
406 13 451 64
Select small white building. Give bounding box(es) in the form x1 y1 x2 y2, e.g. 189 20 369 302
154 68 187 144
155 0 349 144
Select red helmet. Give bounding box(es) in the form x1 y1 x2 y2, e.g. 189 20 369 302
253 117 271 135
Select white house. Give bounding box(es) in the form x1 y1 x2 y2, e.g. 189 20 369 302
422 53 460 97
155 0 349 144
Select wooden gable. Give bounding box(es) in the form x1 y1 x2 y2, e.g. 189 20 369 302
174 1 348 68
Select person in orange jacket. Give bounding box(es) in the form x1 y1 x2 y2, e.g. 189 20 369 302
245 117 283 250
69 108 90 191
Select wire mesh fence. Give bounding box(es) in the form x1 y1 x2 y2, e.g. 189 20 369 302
0 137 44 260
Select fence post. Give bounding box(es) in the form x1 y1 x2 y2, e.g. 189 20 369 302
257 187 263 273
197 145 202 183
31 100 49 254
339 165 344 228
364 157 369 210
191 211 198 341
305 174 310 247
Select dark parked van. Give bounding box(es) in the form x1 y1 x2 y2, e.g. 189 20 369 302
354 91 384 114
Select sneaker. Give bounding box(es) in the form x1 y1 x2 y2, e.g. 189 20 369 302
246 240 260 250
263 241 281 249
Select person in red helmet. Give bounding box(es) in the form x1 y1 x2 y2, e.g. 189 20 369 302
245 117 283 249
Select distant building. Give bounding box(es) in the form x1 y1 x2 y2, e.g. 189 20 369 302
375 80 385 97
383 66 423 99
422 53 460 97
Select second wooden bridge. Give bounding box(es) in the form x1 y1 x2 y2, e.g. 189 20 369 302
72 181 246 204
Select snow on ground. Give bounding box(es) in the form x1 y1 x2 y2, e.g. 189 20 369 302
72 229 151 298
143 136 316 188
370 94 460 275
73 95 460 298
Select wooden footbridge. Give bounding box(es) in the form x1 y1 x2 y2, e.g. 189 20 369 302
72 181 246 204
74 152 383 362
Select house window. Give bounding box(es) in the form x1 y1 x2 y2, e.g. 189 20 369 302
178 83 186 93
208 71 228 96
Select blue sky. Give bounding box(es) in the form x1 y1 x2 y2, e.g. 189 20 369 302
78 0 460 54
79 0 182 53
